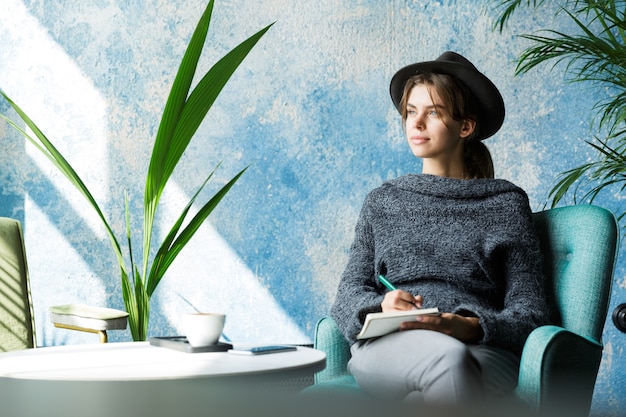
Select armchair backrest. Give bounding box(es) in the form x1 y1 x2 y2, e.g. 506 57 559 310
0 217 36 351
532 205 618 343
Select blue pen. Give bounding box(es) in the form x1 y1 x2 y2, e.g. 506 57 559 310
378 274 421 309
378 274 397 291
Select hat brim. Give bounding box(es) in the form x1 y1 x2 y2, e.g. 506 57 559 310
389 58 505 140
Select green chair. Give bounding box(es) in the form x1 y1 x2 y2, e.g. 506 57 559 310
0 217 36 350
313 205 618 416
0 217 128 350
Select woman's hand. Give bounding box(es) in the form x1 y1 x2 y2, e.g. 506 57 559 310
381 290 423 312
399 312 484 343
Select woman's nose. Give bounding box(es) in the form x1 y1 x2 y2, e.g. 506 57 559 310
412 112 425 129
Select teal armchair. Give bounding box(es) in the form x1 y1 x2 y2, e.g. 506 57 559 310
313 205 618 416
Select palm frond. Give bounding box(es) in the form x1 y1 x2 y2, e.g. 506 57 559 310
146 165 248 296
491 0 546 32
120 268 138 339
133 269 149 341
146 163 222 296
143 6 273 279
511 3 626 138
548 135 626 224
0 90 127 274
143 0 216 277
162 24 273 182
548 162 595 206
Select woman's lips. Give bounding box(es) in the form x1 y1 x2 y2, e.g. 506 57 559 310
409 135 429 145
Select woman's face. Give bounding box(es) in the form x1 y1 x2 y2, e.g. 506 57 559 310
404 84 474 171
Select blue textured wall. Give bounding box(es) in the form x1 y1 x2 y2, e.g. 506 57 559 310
0 0 624 415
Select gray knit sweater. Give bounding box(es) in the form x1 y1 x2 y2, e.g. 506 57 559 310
331 174 551 355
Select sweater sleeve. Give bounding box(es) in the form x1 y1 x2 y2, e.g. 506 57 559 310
330 194 385 344
454 192 552 355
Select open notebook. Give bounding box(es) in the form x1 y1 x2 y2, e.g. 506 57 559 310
357 308 440 339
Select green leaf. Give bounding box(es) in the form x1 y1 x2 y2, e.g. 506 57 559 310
146 165 248 296
548 163 592 207
143 4 273 280
490 0 546 32
120 268 138 340
153 1 214 157
145 164 221 294
143 0 216 278
0 90 128 276
162 23 274 183
134 271 149 341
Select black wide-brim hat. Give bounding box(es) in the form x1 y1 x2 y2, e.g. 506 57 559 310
389 51 505 141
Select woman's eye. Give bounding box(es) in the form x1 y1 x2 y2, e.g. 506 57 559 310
406 109 416 116
428 110 439 117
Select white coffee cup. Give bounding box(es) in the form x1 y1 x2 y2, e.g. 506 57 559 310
182 313 226 347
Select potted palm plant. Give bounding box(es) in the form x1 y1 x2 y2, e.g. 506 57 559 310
491 0 626 227
0 0 273 341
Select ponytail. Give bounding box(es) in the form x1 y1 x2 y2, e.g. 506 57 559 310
463 139 494 179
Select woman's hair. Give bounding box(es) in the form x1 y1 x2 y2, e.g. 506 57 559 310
399 73 494 179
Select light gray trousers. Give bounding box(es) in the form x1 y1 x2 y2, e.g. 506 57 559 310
348 329 520 405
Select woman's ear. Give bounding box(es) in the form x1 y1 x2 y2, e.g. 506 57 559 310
460 119 476 139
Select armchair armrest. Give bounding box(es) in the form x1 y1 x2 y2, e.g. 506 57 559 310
49 304 128 343
313 317 352 384
306 317 364 396
517 325 603 417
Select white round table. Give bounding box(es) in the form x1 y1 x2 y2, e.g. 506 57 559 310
0 342 326 417
0 341 325 381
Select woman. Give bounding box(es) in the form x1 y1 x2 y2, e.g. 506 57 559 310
330 52 551 405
